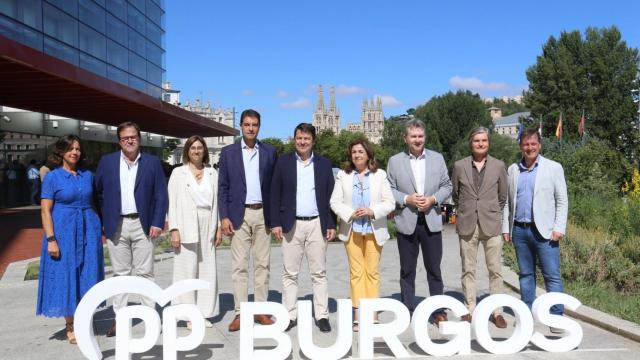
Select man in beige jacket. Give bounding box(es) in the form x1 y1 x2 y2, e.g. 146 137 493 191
451 127 508 328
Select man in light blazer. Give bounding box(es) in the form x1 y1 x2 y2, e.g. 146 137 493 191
387 119 452 324
451 127 508 328
95 121 168 337
502 128 568 333
271 123 336 333
217 109 278 332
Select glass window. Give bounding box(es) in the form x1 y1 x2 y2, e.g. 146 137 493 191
79 0 105 33
145 19 162 46
145 0 162 27
45 0 78 17
146 41 163 67
106 0 126 21
127 3 144 34
106 38 127 70
79 52 106 77
93 0 105 6
128 29 145 57
44 35 78 65
146 61 162 85
107 64 127 85
43 3 78 46
79 24 105 61
0 14 43 50
129 0 145 12
106 13 127 45
128 51 146 78
0 0 43 30
146 83 161 98
128 74 146 92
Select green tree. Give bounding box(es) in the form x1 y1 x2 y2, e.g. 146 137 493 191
525 26 639 157
261 137 289 156
450 133 520 166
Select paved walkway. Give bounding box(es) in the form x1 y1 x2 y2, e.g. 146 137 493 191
1 226 639 359
0 206 43 277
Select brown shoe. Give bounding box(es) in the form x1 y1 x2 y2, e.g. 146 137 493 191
106 321 116 338
66 322 77 344
228 315 241 332
492 314 508 329
254 314 274 325
460 314 472 323
432 313 448 326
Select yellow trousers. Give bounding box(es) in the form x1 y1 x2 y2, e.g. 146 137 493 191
345 231 382 308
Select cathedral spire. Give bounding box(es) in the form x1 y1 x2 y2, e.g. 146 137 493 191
316 84 325 111
329 86 336 112
377 96 382 110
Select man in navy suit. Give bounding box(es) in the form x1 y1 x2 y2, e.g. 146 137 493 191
95 121 168 337
271 123 336 333
217 109 278 332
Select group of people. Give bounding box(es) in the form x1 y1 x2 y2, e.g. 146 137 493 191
36 109 568 345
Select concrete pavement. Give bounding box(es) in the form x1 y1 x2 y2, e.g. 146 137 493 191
1 225 639 359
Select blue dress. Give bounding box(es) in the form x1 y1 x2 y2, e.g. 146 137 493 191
36 168 104 317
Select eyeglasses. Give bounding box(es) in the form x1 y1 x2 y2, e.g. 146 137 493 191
120 136 139 143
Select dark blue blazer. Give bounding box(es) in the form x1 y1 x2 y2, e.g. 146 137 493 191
94 151 168 239
217 141 278 229
270 152 336 234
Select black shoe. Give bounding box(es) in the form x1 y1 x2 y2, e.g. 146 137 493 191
285 320 297 332
315 318 331 332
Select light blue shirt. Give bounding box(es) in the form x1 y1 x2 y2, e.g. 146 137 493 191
515 157 539 223
295 152 319 217
241 139 262 204
352 171 373 234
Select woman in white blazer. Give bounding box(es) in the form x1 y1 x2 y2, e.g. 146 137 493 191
330 138 395 330
168 135 221 328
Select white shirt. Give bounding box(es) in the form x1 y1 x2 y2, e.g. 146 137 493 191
241 139 262 204
295 152 319 217
409 149 426 196
188 169 212 208
120 151 140 215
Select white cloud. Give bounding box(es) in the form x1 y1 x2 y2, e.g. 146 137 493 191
334 84 366 95
280 98 311 109
449 76 509 92
373 94 402 107
276 90 289 97
241 89 254 96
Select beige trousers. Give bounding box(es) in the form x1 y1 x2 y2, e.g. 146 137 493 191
459 224 504 315
107 217 155 312
172 207 219 318
230 208 271 315
282 218 328 321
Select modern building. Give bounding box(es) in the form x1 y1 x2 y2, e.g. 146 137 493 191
0 0 236 140
312 85 340 134
493 111 530 139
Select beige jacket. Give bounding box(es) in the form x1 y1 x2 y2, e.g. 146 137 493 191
330 169 395 246
168 165 219 244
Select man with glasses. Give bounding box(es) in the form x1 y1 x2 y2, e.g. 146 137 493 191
95 121 168 337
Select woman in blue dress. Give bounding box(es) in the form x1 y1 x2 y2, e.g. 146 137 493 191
36 135 104 344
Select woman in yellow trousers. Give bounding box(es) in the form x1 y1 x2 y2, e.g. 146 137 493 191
330 138 395 331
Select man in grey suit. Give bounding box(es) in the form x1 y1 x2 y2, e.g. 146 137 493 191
451 127 508 328
387 119 452 324
502 128 568 333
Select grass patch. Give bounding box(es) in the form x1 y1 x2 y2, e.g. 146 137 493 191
565 281 640 324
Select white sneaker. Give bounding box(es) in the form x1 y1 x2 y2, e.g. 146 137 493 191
204 319 213 328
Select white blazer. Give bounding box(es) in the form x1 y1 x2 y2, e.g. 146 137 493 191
330 169 395 246
502 155 568 239
168 165 219 244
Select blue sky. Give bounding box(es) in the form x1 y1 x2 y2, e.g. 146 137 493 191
165 0 640 139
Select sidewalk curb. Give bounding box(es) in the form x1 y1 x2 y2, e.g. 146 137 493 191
502 265 640 343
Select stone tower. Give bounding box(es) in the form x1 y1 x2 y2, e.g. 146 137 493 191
312 85 340 134
361 96 384 144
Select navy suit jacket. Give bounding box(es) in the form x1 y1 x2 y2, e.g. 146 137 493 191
270 152 336 234
217 141 278 229
94 151 168 240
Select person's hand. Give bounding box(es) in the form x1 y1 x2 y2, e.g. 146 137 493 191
171 230 181 252
406 193 424 208
149 226 162 239
272 226 284 241
502 233 511 242
418 196 436 212
221 218 234 236
326 229 336 241
214 228 222 247
47 240 60 259
351 207 374 219
550 231 563 242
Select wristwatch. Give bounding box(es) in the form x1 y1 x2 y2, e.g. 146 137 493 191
46 235 56 242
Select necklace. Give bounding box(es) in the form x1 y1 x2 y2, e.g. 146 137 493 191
189 164 204 180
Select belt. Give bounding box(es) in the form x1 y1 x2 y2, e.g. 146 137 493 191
296 215 318 221
121 213 139 219
514 221 533 228
244 203 263 210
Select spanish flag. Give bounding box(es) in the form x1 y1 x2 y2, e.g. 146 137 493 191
555 113 563 140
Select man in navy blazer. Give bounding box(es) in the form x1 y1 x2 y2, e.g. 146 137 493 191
271 123 336 333
95 121 168 337
217 109 277 331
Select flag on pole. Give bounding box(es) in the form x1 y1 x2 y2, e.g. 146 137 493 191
555 113 563 140
578 110 585 137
